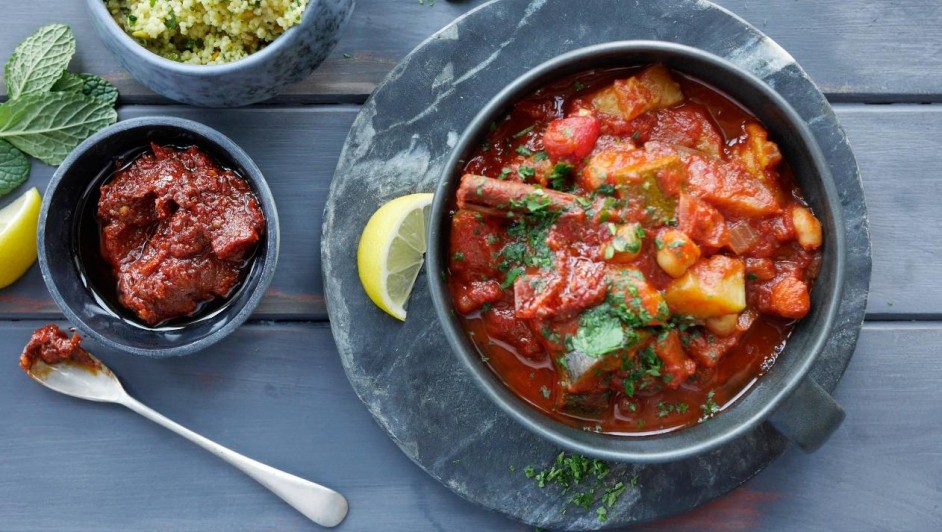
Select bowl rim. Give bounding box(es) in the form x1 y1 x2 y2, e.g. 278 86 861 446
83 0 318 72
427 40 846 463
38 116 280 357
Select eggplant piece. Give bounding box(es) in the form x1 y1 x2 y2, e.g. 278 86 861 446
556 390 611 421
557 349 622 394
554 350 622 422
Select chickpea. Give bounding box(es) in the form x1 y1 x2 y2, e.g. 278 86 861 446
605 223 644 262
792 206 822 250
656 229 700 278
705 314 739 337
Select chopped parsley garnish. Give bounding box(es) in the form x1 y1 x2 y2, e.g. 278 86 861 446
513 124 535 138
699 389 720 421
548 162 575 190
497 214 557 272
595 183 617 196
574 196 593 210
517 451 634 523
574 80 587 91
515 145 534 157
508 191 553 215
500 267 525 289
569 305 627 358
657 401 688 418
601 481 626 507
533 150 549 162
497 167 512 180
452 252 465 261
518 165 536 180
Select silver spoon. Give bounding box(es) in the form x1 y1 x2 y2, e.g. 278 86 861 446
24 354 348 528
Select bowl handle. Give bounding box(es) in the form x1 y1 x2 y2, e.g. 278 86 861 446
768 377 845 452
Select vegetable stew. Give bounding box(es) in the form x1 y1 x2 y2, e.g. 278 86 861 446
446 64 823 434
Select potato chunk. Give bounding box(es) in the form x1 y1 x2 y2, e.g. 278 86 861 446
792 206 823 250
731 122 783 176
588 64 683 122
664 255 746 319
656 229 701 278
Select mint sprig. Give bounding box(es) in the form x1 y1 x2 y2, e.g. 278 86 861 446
0 24 119 196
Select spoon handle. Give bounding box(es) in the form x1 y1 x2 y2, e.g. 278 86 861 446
121 395 348 527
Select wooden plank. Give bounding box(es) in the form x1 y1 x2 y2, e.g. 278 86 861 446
0 321 938 529
0 103 937 320
839 105 942 318
1 1 941 103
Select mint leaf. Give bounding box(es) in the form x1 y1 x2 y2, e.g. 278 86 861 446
52 72 119 105
4 24 75 99
76 74 119 105
51 71 84 93
570 307 625 358
0 92 117 165
0 139 29 197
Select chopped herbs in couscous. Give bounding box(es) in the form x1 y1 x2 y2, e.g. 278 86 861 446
106 0 309 65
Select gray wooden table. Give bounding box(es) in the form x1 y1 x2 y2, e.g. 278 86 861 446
1 1 940 530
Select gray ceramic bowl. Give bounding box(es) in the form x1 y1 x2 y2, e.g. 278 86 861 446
84 0 355 107
38 117 280 357
428 42 847 463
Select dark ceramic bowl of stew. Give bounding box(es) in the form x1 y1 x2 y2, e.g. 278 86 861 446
38 117 280 358
427 42 846 463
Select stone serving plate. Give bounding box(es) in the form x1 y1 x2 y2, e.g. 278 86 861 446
84 0 355 107
323 0 871 528
39 117 280 358
427 41 847 463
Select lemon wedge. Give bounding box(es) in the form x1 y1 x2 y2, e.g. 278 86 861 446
357 193 433 321
0 187 41 289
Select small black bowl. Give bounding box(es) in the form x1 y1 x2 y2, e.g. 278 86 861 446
38 117 280 357
428 42 847 463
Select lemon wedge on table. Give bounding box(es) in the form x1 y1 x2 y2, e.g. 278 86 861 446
357 193 434 321
0 187 41 289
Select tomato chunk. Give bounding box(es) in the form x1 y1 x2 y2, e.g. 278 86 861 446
481 305 545 358
766 276 811 319
677 193 728 250
654 330 696 389
543 116 601 161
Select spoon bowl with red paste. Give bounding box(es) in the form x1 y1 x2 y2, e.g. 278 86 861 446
38 117 280 357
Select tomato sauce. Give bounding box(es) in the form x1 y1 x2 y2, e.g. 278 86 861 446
19 325 100 373
447 65 822 434
96 143 266 326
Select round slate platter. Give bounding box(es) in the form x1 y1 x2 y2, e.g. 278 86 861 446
322 0 871 528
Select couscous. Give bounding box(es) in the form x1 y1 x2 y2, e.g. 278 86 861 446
106 0 309 65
